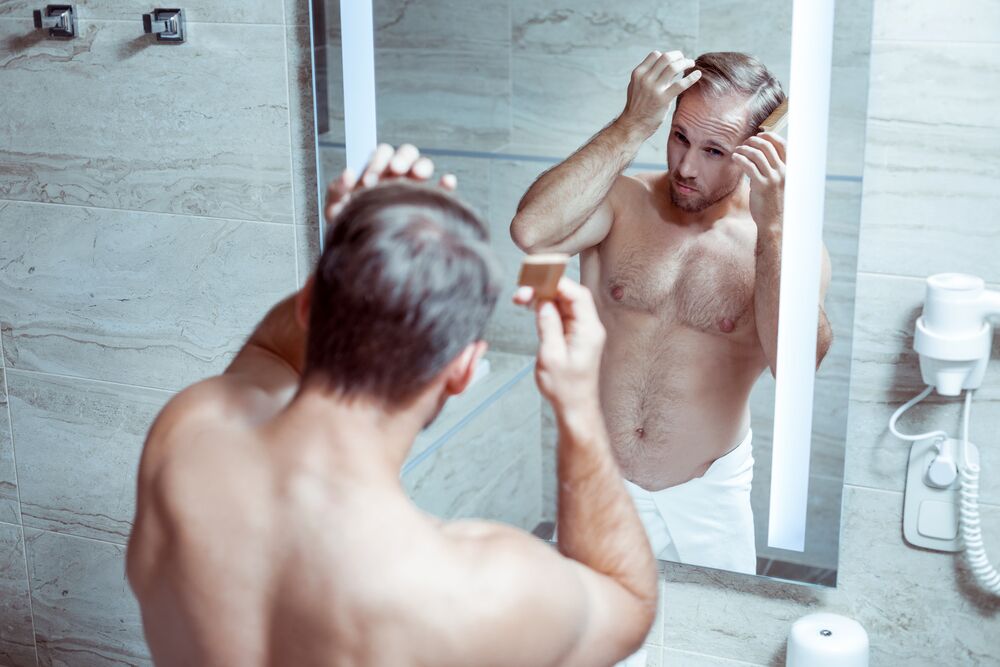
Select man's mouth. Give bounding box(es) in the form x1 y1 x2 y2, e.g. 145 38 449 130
674 181 698 194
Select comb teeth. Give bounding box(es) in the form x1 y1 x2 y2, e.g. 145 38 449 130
759 99 789 133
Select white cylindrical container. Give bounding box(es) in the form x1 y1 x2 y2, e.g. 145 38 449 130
786 613 869 667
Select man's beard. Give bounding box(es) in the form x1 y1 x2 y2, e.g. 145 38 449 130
669 176 741 213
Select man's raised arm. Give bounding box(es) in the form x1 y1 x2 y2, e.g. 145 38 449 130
511 51 701 255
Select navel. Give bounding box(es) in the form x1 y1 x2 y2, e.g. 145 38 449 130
611 284 625 301
718 317 736 333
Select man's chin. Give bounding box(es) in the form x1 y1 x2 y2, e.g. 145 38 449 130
670 186 710 213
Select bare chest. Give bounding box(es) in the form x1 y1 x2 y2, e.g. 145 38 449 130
594 219 758 334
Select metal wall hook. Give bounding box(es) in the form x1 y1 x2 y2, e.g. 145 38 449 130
33 5 77 39
143 8 185 43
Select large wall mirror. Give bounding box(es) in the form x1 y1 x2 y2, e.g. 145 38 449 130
310 0 872 586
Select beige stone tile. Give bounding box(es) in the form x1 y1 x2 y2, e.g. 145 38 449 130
0 370 20 525
0 19 294 224
24 528 150 666
869 41 1000 130
872 0 1000 43
511 0 697 57
8 371 171 544
858 123 1000 282
0 201 297 391
0 522 36 667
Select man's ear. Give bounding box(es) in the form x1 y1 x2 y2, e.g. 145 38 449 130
295 274 315 329
443 341 488 396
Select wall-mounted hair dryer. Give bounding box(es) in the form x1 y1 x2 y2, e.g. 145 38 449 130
914 273 1000 396
893 273 1000 596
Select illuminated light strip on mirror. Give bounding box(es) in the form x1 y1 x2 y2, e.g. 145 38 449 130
340 0 378 183
767 0 836 552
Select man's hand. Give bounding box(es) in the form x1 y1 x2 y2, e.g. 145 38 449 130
732 132 786 230
324 143 458 223
514 278 606 415
619 51 701 140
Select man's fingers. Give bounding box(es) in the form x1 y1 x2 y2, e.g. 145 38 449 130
324 168 357 221
733 145 773 178
645 52 674 82
513 286 535 306
411 156 435 180
757 131 787 162
633 50 662 77
732 153 767 186
553 278 601 329
388 143 420 175
439 173 458 191
745 135 782 170
536 301 567 361
665 69 701 95
361 143 394 186
655 57 695 86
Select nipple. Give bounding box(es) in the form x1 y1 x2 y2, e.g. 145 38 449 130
635 427 645 438
611 285 625 301
719 318 736 333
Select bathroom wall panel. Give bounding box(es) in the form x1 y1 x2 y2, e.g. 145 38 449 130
843 272 1000 505
0 522 36 667
868 41 1000 131
0 1 281 24
323 47 511 153
509 52 674 165
873 0 1000 43
858 123 1000 281
0 370 21 525
697 0 792 87
661 485 1000 665
485 158 580 354
7 371 171 545
510 0 698 58
0 202 296 391
24 528 150 666
0 19 295 224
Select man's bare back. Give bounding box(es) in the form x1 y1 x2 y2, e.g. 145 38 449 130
583 172 767 490
127 149 658 667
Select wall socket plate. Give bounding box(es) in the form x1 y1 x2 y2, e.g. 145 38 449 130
903 437 980 553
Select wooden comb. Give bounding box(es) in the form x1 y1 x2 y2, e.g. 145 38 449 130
759 99 789 134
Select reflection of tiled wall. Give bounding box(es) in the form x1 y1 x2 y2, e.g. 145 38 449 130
0 1 320 662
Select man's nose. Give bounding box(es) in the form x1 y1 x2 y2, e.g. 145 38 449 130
676 151 698 179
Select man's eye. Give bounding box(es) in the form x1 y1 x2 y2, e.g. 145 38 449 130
707 148 723 157
674 132 688 144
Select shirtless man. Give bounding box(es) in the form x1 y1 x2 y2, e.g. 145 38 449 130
511 51 832 574
125 146 657 667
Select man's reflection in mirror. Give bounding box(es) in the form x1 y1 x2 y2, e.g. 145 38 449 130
511 51 833 573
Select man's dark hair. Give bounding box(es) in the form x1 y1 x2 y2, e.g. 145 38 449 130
680 52 786 135
304 182 500 407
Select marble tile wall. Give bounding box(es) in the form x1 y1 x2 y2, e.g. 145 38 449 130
0 0 319 662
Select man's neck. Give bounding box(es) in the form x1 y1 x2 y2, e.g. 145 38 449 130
269 386 430 485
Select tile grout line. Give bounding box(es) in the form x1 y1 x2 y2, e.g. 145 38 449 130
0 196 308 229
0 365 41 665
5 367 176 397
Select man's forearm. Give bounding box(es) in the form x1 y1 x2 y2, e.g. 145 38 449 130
754 226 832 372
555 401 657 607
511 119 646 251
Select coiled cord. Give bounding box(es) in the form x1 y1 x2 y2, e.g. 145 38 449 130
958 390 1000 595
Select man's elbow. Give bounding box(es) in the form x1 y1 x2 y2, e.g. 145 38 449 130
510 214 539 253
